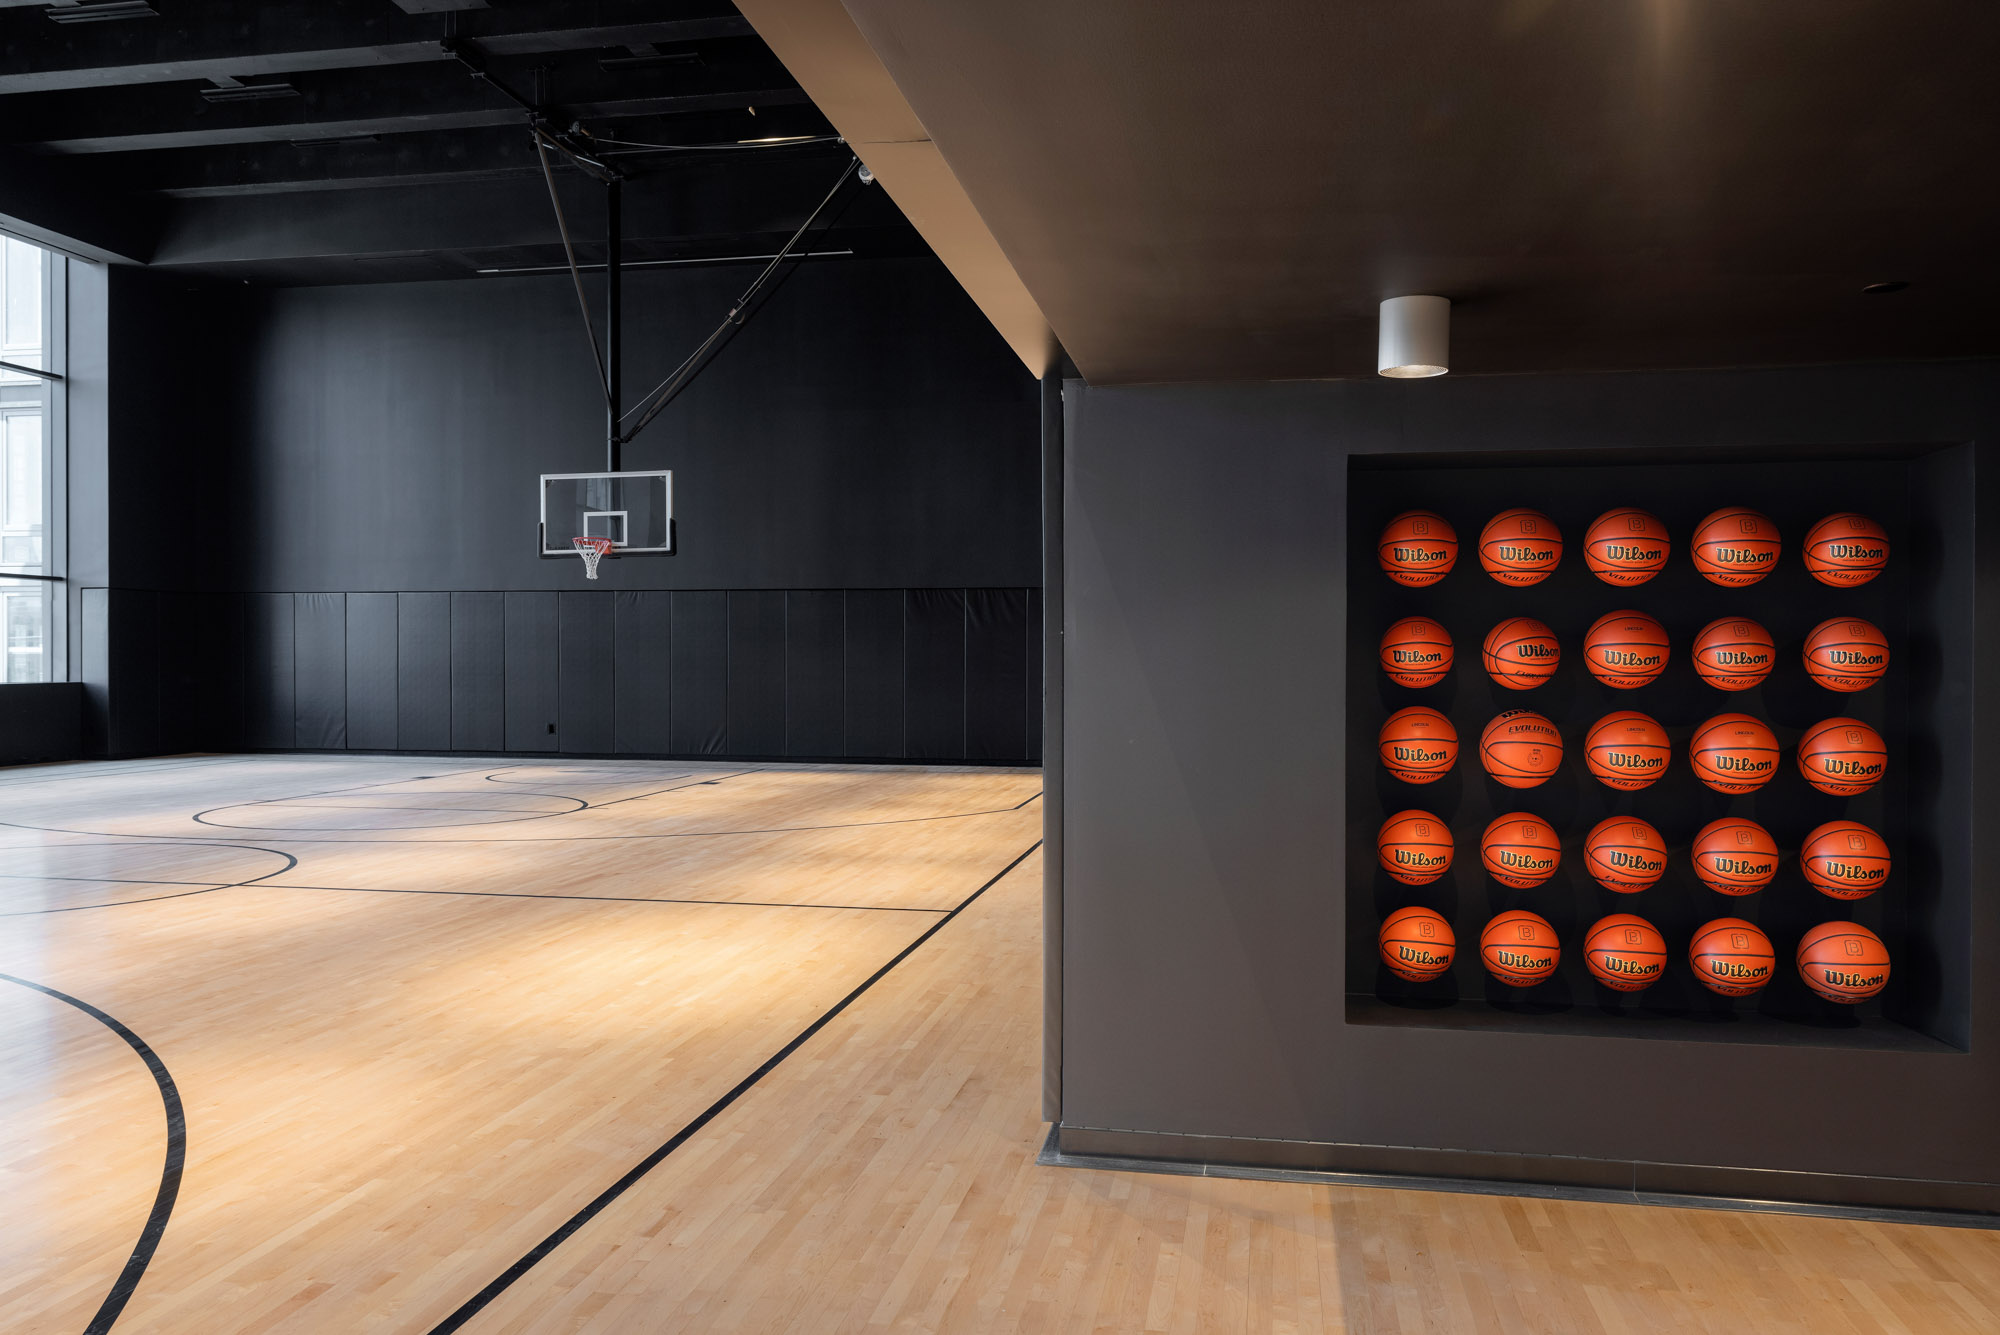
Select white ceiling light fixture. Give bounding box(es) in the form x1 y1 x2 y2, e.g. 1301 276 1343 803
1377 294 1450 378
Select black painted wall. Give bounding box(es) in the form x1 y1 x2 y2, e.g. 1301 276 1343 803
1058 361 2000 1210
76 255 1042 763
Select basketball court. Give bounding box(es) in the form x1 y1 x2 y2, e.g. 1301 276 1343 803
6 2 2000 1332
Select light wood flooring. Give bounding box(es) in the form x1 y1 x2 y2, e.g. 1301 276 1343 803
2 754 1995 1334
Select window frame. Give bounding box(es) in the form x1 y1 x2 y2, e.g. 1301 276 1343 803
0 233 65 685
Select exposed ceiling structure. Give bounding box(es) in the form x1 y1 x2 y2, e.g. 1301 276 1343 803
834 0 2000 382
0 0 925 283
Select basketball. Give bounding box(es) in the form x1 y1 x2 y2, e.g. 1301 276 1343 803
1479 812 1562 888
1583 816 1668 893
1802 513 1889 587
1478 508 1562 586
1689 712 1780 793
1481 617 1560 690
1379 510 1458 586
1690 817 1780 895
1802 617 1889 693
1691 617 1775 691
1582 710 1670 790
1479 910 1560 986
1582 508 1671 586
1479 710 1563 788
1797 716 1887 795
1377 810 1454 885
1379 906 1457 981
1691 507 1781 586
1689 918 1776 996
1379 616 1454 687
1800 820 1891 900
1581 610 1669 688
1379 706 1459 783
1796 921 1891 1003
1584 913 1667 992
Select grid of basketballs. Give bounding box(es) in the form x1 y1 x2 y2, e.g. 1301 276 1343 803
1374 505 1893 1005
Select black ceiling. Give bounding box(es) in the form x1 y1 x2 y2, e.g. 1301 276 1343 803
842 0 2000 382
0 0 921 283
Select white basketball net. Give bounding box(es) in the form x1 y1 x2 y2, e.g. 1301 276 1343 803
573 535 615 579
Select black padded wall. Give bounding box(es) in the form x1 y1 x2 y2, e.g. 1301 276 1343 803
1059 360 2000 1212
170 585 1036 763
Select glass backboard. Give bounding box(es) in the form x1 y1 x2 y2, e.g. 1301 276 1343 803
539 470 673 557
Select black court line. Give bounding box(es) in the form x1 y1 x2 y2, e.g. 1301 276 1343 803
0 973 185 1334
266 882 956 914
424 838 1043 1335
192 791 587 833
0 846 300 918
0 788 1043 847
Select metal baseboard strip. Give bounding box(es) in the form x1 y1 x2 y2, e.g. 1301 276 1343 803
1039 1125 2000 1231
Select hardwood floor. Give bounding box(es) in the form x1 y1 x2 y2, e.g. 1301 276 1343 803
2 754 1995 1334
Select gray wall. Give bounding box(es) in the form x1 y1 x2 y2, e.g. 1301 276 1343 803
1058 361 2000 1206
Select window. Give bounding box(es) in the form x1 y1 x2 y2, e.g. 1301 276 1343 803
0 233 59 685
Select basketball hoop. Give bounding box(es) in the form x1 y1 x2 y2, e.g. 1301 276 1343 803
573 535 615 579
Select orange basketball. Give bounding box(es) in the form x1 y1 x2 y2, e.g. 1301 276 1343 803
1479 910 1560 986
1584 913 1667 992
1481 617 1560 690
1800 820 1890 900
1797 716 1886 796
1689 712 1779 793
1377 810 1454 885
1581 610 1669 688
1691 617 1775 691
1379 510 1458 586
1796 921 1891 1003
1583 710 1670 790
1583 508 1671 586
1691 507 1781 586
1479 812 1562 889
1478 509 1562 586
1379 706 1458 783
1803 513 1889 587
1379 906 1457 981
1478 710 1563 788
1802 617 1889 693
1583 816 1668 893
1690 817 1780 895
1689 918 1776 996
1379 616 1454 688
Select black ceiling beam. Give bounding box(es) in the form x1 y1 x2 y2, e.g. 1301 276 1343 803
0 0 750 95
100 108 839 197
8 49 807 154
146 152 909 270
0 140 161 262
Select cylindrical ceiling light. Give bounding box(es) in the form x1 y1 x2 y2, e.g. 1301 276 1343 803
1377 295 1450 378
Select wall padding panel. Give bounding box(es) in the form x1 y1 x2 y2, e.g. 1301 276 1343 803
785 591 844 758
559 591 615 754
906 589 967 759
398 592 451 751
613 591 672 754
504 591 558 753
843 589 904 758
450 592 505 751
245 592 295 749
728 591 786 757
670 591 728 755
294 592 347 749
346 592 398 751
967 588 1029 761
